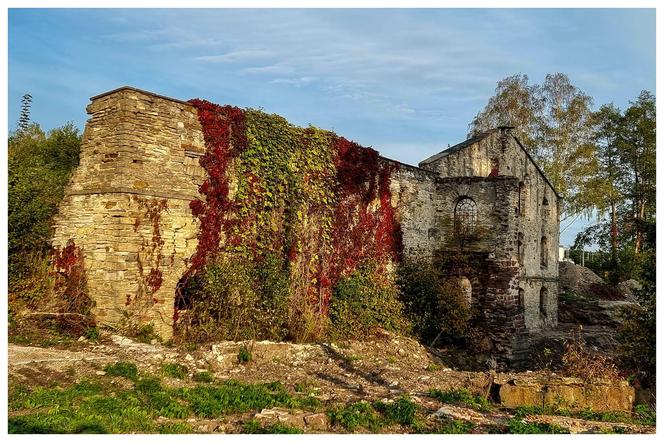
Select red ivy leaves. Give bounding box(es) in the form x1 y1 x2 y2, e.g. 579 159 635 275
187 99 247 271
185 100 403 318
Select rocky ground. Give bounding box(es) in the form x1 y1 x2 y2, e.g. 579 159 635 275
8 331 655 434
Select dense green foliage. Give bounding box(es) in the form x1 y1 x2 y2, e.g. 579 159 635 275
179 253 290 342
8 123 81 301
396 259 471 346
329 262 409 339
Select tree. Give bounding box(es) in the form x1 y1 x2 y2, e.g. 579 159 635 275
582 104 625 274
17 93 33 132
8 122 82 285
617 91 656 255
469 74 543 155
470 73 597 217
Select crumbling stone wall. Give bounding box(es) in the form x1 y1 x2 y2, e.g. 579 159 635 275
53 87 559 362
419 127 560 333
52 88 206 339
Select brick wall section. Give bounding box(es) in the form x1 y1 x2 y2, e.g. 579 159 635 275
52 88 206 339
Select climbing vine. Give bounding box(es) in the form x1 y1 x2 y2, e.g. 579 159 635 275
182 99 403 340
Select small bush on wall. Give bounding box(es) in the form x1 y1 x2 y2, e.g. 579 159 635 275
178 253 292 342
328 261 409 340
397 259 472 347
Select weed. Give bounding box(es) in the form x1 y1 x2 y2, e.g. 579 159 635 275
103 362 138 380
134 324 159 344
161 363 188 379
506 418 568 434
237 345 252 364
432 418 475 434
429 388 492 412
328 401 383 432
373 396 418 426
9 376 319 434
192 371 214 383
243 419 304 434
84 327 100 342
425 363 441 372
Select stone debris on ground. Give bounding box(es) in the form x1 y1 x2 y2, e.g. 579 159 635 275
7 330 654 434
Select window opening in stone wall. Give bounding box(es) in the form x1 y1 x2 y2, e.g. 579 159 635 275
540 236 548 268
542 197 549 205
454 197 477 235
517 232 524 265
539 287 548 319
519 288 525 308
518 182 526 216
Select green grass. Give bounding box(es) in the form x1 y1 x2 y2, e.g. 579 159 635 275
243 419 304 434
9 365 321 434
506 418 569 434
373 395 419 426
328 401 383 432
161 363 188 379
192 371 214 383
104 362 138 380
429 388 493 412
328 396 426 432
431 418 476 434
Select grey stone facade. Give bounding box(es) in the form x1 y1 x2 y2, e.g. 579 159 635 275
53 87 559 361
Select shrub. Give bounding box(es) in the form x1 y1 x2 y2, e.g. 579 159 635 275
179 253 291 342
238 345 252 364
9 123 81 289
133 324 159 344
329 262 409 339
161 363 188 379
562 327 620 382
617 250 656 390
397 259 471 346
104 362 138 380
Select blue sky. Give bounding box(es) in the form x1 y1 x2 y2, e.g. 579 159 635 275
8 8 655 246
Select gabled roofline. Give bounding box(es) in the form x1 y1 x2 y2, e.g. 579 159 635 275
417 129 561 200
510 134 561 200
418 129 497 166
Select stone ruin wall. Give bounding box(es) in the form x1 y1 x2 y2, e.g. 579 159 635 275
419 129 559 333
52 88 207 339
52 88 442 339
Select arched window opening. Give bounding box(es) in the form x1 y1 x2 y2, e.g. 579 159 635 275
454 197 477 235
517 232 524 265
539 287 548 319
518 288 525 308
540 236 549 268
542 197 549 206
518 182 526 216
